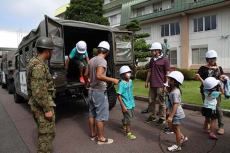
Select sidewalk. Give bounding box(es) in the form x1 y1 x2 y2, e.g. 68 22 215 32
135 96 230 117
0 101 29 153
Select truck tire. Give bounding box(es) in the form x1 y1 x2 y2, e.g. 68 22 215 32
14 92 25 103
7 80 14 94
107 85 117 110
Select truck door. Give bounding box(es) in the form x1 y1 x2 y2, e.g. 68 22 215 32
45 15 66 89
113 31 134 78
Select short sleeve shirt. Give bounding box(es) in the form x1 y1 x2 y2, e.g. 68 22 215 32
198 66 224 92
203 91 217 110
69 48 88 61
168 88 185 119
89 56 107 91
117 80 135 109
150 57 170 88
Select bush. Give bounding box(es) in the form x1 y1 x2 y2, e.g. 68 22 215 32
176 68 196 80
136 70 148 81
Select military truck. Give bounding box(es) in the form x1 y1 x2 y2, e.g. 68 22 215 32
14 15 134 109
1 50 16 93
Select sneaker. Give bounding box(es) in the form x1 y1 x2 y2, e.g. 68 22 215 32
209 133 218 140
97 138 114 145
145 116 157 123
163 127 174 134
167 144 182 152
80 76 85 84
156 118 166 125
180 136 188 144
90 135 97 141
127 132 136 140
217 128 224 135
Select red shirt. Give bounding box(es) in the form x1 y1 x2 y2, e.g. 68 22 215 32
150 57 170 88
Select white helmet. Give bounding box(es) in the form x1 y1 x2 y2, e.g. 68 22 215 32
149 42 162 50
203 77 220 89
205 50 218 58
76 41 87 54
98 41 110 51
119 65 131 74
167 71 184 85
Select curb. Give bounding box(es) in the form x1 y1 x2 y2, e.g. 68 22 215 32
135 96 230 117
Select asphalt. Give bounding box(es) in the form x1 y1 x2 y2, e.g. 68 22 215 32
0 87 230 153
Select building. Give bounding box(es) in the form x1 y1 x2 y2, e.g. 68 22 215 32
103 0 230 72
54 3 69 19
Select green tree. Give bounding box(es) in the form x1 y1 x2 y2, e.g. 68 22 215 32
65 0 109 25
126 20 151 61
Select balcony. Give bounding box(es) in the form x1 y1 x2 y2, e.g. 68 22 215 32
103 0 122 12
122 0 225 25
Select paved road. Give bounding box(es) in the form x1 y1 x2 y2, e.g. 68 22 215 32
0 87 230 153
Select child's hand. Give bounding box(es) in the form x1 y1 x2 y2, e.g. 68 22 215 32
167 117 173 123
122 106 127 113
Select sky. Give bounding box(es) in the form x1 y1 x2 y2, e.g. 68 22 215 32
0 0 70 33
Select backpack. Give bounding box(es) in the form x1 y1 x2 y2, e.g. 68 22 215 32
224 78 230 99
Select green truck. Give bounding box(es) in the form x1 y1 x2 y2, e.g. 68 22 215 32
14 15 134 109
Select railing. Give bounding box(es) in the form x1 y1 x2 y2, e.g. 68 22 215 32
103 0 122 11
129 0 225 22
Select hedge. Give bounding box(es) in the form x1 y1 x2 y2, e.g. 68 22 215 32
135 68 196 81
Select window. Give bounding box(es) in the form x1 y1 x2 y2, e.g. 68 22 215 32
161 22 180 37
109 14 121 26
192 47 207 64
136 7 145 16
194 15 216 32
153 2 162 13
169 50 177 65
205 15 216 31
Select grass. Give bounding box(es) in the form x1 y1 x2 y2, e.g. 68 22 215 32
133 79 230 110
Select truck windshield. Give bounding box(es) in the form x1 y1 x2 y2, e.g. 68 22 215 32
115 33 132 62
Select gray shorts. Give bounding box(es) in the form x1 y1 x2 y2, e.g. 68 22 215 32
122 109 134 125
88 90 109 121
76 60 87 69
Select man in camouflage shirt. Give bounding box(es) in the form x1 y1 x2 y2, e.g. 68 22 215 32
27 36 56 153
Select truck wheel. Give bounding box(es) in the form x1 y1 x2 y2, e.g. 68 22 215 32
107 85 117 110
7 81 14 94
14 92 24 103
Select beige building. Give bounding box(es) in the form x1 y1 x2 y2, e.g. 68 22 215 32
103 0 230 72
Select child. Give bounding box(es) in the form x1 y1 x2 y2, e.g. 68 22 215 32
117 66 136 140
65 40 89 84
202 77 221 139
166 71 188 152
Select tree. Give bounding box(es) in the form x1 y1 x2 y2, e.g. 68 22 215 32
126 20 151 63
65 0 109 25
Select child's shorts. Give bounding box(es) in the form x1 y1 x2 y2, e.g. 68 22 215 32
201 107 217 119
172 117 183 125
122 109 134 125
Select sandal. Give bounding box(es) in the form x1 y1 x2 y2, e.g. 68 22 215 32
127 132 136 140
97 138 114 145
209 133 218 140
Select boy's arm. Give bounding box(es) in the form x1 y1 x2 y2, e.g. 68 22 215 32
117 94 127 112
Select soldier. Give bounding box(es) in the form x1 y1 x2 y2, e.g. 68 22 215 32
27 36 56 153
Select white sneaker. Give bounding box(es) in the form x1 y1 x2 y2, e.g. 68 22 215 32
180 136 188 144
168 144 182 152
97 138 114 145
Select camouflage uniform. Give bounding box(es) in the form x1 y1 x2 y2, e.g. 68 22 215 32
27 56 56 153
